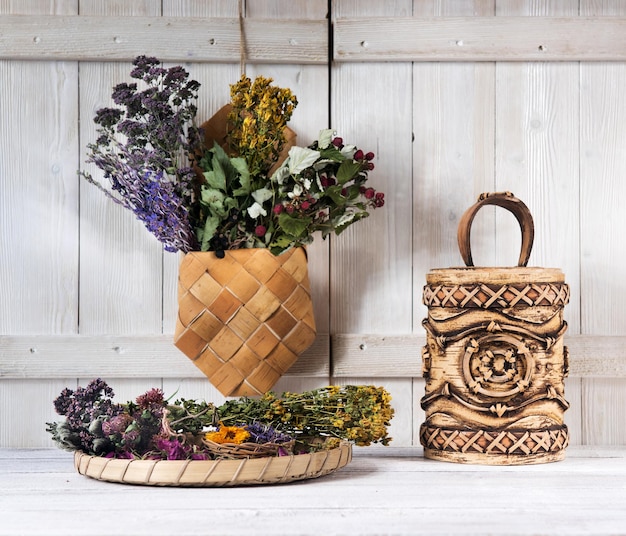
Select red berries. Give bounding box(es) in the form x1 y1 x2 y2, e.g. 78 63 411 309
255 225 266 237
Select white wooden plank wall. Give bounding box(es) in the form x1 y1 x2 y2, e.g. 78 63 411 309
1 0 625 449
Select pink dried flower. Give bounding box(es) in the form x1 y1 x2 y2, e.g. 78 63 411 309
136 388 165 410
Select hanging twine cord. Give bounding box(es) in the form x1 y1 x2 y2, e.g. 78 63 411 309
238 0 246 76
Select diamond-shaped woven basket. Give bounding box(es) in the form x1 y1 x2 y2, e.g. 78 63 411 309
174 247 316 396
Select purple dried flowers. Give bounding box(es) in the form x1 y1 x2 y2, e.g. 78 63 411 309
82 58 385 256
48 380 394 460
47 378 123 454
81 55 202 252
245 422 293 444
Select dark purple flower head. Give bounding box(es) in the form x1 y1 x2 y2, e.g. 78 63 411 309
136 388 165 410
94 107 123 129
102 414 132 436
50 379 123 454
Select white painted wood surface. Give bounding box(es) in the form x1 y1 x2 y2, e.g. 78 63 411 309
2 0 626 449
0 15 328 63
3 333 626 378
334 17 626 62
2 446 626 536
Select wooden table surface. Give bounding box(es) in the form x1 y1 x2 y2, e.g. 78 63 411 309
2 446 625 535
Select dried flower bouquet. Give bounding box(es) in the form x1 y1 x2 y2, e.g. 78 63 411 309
80 56 385 256
47 379 394 461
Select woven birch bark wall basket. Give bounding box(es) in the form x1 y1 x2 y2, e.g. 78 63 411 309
420 192 570 465
174 247 316 397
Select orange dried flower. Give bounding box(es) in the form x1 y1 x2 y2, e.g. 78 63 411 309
205 424 250 444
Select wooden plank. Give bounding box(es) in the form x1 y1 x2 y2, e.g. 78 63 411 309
0 15 328 63
579 0 626 446
77 4 164 336
0 0 79 454
493 0 580 336
580 73 626 334
0 335 329 378
412 0 496 329
330 334 626 378
334 17 626 62
565 377 583 446
0 60 79 334
2 447 626 535
582 378 626 445
0 380 75 448
330 3 413 335
409 0 496 449
1 333 623 379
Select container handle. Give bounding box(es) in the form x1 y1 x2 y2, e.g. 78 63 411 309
457 192 535 267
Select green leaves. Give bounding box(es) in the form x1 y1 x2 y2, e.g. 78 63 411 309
277 212 311 238
336 160 362 184
194 130 383 255
197 143 253 250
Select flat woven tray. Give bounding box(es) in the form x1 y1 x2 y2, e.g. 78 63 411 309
74 442 352 487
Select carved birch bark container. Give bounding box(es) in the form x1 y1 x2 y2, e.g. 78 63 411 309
420 192 570 465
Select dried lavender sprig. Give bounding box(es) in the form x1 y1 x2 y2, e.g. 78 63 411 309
80 55 203 253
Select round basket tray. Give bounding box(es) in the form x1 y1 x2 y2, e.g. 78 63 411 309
73 442 352 487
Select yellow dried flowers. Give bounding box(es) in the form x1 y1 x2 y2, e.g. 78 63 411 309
227 75 298 178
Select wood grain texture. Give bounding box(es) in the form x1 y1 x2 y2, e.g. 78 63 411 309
0 0 80 453
0 334 626 380
2 447 626 535
330 334 626 379
0 60 79 334
2 0 626 450
0 15 328 63
331 0 413 336
334 17 626 62
565 377 582 446
77 2 164 336
579 0 626 445
582 379 626 445
0 379 76 448
494 0 581 337
0 335 330 378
